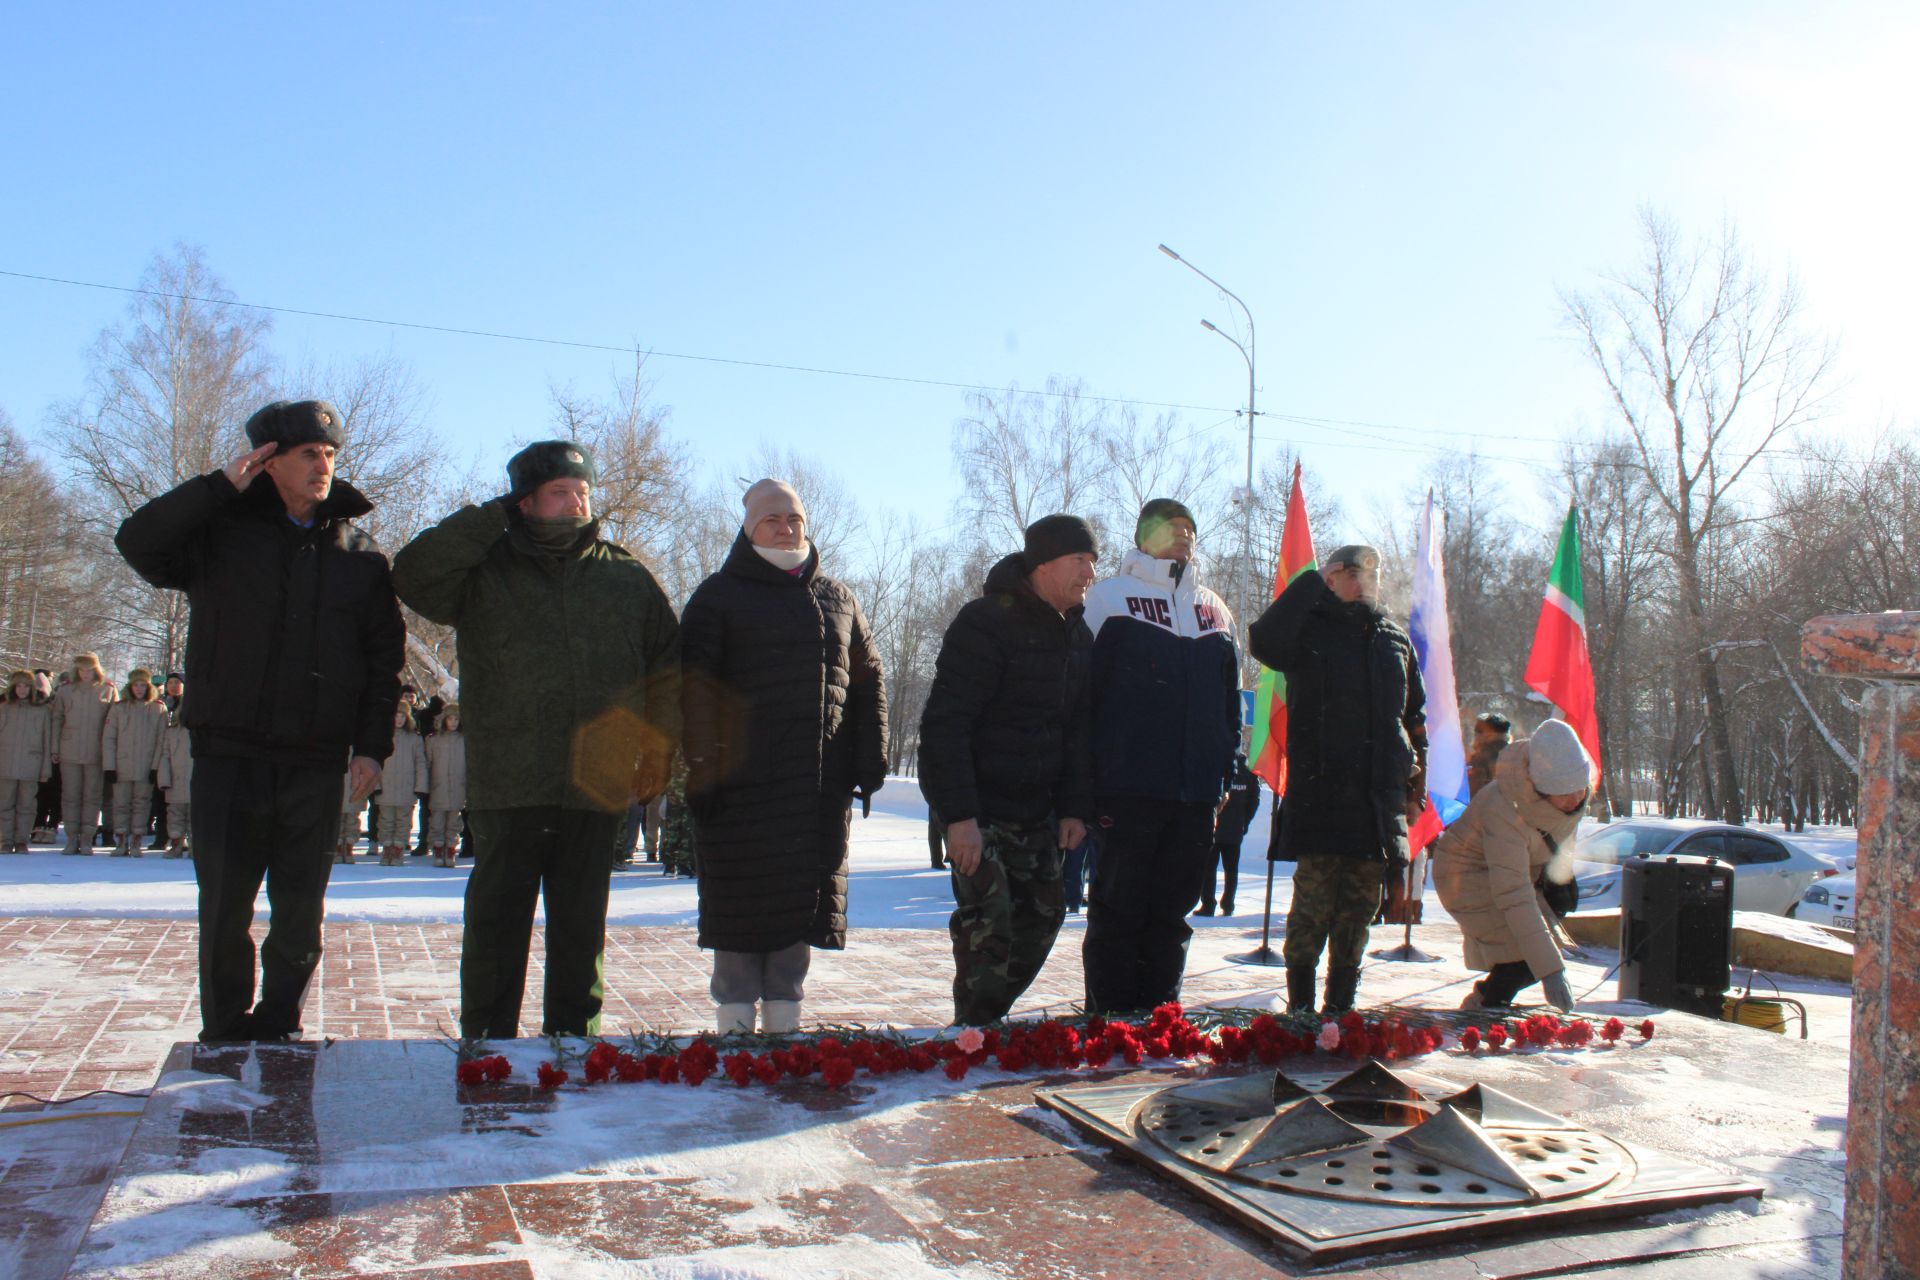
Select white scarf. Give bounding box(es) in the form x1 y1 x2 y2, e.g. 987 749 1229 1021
753 542 810 571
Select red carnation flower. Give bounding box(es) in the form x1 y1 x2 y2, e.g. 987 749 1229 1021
1485 1024 1508 1049
1461 1027 1483 1051
536 1061 568 1090
752 1054 782 1085
821 1057 856 1089
1639 1019 1656 1041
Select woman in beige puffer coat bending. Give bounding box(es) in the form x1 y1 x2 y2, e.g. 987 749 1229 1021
51 653 116 854
1431 718 1593 1012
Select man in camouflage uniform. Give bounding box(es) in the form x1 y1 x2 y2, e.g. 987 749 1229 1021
392 442 680 1040
919 516 1096 1025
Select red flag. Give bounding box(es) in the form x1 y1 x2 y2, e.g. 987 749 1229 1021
1249 462 1316 795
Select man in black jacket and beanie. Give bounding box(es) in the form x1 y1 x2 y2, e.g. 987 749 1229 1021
920 515 1097 1026
116 400 406 1042
1249 543 1426 1016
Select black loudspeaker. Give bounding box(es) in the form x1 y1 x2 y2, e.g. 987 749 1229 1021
1617 855 1734 1017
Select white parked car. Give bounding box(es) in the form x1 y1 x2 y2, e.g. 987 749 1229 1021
1569 821 1832 917
1794 871 1856 930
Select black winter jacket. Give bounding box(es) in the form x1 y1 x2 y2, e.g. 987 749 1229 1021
918 553 1094 829
683 535 887 952
1249 569 1427 869
115 471 406 769
1082 550 1240 805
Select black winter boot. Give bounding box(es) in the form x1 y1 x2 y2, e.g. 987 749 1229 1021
1286 966 1317 1015
1322 965 1361 1016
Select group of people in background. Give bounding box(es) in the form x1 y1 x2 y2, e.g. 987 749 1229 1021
76 394 1590 1047
337 686 468 868
0 660 193 857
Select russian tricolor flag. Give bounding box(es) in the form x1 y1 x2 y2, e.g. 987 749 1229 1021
1407 490 1469 855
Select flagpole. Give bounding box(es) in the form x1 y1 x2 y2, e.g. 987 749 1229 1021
1373 489 1454 965
1228 463 1311 970
1230 802 1284 966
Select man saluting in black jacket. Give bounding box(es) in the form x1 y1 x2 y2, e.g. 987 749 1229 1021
116 401 406 1042
919 515 1097 1026
1250 543 1426 1017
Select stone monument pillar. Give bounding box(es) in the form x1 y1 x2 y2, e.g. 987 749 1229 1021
1803 611 1920 1280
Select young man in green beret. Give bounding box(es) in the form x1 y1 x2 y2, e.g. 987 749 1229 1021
393 442 681 1041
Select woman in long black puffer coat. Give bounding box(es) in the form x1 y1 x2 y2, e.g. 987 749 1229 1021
681 479 888 1036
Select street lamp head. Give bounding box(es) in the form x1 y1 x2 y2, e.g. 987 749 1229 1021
1158 243 1181 261
1199 318 1219 333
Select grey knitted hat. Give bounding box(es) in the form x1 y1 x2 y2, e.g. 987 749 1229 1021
1527 719 1593 795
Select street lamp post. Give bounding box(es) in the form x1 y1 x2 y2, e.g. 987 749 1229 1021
1158 244 1258 682
1162 244 1287 968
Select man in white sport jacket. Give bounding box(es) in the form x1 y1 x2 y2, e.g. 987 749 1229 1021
1080 498 1241 1013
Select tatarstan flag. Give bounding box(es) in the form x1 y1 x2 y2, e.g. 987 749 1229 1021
1523 503 1602 775
1249 462 1316 795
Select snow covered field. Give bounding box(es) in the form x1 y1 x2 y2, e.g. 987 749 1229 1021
0 779 1859 930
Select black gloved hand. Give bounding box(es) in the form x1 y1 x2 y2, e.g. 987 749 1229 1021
149 770 160 786
103 770 117 787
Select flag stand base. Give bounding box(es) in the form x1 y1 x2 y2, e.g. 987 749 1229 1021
1226 945 1288 968
1370 943 1444 964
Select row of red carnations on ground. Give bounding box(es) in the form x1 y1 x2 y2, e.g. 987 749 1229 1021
455 1004 1657 1092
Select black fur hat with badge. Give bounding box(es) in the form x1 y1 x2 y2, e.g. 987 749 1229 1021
243 400 346 450
506 440 597 503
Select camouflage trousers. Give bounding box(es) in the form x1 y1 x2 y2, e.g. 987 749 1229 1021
949 820 1066 1025
657 754 698 878
1283 854 1385 969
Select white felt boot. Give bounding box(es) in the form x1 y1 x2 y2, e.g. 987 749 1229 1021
715 1001 757 1034
761 1000 802 1035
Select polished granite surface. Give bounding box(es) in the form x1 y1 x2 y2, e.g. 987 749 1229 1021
50 1008 1844 1280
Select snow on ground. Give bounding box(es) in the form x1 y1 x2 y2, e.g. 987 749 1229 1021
0 779 1859 931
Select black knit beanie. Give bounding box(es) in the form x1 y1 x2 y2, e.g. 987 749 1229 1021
1022 514 1098 569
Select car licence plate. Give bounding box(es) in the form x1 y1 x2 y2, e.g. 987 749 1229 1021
1833 915 1855 931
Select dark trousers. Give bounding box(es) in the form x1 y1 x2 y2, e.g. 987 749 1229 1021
461 806 622 1039
1082 795 1216 1015
1062 831 1099 911
191 756 344 1041
1200 834 1241 911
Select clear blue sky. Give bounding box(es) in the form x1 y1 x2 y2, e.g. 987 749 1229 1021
3 3 1912 541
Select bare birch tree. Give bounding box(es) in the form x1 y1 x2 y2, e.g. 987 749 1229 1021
1563 211 1835 824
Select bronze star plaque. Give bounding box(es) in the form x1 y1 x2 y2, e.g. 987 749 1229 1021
1036 1060 1765 1263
